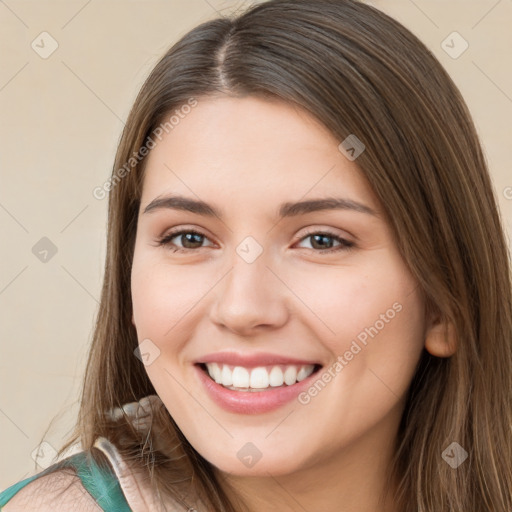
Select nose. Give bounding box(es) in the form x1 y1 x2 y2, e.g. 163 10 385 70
209 250 290 336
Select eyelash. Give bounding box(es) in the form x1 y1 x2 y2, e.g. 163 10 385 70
156 228 355 255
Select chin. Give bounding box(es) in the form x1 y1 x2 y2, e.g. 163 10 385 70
197 445 310 478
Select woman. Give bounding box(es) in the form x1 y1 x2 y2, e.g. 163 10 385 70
1 0 511 510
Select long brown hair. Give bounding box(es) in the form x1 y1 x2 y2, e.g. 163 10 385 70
53 0 512 510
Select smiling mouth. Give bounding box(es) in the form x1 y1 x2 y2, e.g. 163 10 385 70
197 362 322 392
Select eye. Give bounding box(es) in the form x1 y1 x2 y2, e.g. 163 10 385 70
294 229 355 254
156 227 355 255
156 229 214 253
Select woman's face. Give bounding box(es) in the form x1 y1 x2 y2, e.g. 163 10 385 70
131 95 427 477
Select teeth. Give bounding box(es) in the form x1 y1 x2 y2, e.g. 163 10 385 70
283 366 297 385
297 366 311 382
210 362 222 384
250 367 269 389
204 363 316 390
269 366 284 387
232 366 250 388
221 364 233 386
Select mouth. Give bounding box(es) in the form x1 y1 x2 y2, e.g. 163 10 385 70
196 362 323 392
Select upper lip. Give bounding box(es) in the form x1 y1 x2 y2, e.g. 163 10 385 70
196 352 322 368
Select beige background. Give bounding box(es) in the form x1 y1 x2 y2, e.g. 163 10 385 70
0 0 511 490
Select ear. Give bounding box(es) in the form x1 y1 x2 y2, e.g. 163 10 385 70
424 314 457 358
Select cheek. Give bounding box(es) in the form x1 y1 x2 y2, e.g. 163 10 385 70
283 259 423 351
290 257 426 408
131 251 211 340
287 264 425 452
338 274 425 405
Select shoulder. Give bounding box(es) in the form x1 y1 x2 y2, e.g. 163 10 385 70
2 467 102 511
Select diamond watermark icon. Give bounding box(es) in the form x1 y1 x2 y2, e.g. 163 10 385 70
338 134 365 161
31 441 58 469
32 237 58 263
134 338 161 366
236 236 263 264
31 31 59 59
441 31 469 59
237 442 263 468
442 441 468 468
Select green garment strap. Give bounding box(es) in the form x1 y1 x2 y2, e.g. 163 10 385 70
0 452 132 511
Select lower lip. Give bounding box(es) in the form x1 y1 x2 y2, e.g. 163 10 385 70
194 364 320 414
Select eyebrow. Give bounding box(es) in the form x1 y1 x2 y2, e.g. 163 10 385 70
143 194 378 218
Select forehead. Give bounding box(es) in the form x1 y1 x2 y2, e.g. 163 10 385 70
140 95 381 215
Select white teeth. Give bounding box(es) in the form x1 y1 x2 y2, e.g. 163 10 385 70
232 366 250 388
269 366 284 387
297 366 311 382
209 362 222 384
221 364 233 386
204 363 316 390
283 365 297 385
250 367 269 389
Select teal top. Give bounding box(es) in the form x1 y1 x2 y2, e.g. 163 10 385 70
0 451 132 511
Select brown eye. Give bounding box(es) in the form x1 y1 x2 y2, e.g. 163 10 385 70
157 230 213 252
296 231 355 254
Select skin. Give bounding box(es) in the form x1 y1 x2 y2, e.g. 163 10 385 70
131 95 456 512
